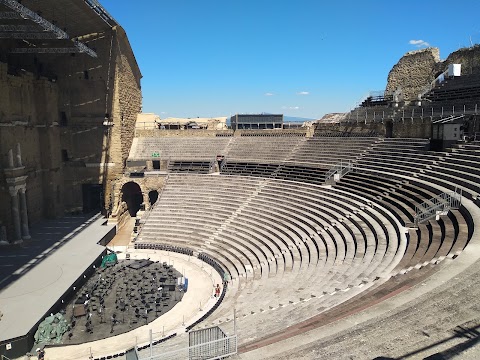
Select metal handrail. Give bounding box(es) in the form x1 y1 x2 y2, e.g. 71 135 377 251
136 334 238 360
341 103 479 124
414 188 462 225
325 160 354 182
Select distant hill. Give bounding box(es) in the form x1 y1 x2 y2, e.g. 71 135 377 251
283 116 316 122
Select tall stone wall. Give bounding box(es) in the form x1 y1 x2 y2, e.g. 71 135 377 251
0 65 63 235
104 27 142 212
0 24 141 240
386 47 440 102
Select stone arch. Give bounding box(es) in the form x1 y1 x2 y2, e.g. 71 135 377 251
121 182 143 217
148 190 159 206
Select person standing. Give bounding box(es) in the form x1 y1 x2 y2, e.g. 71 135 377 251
36 347 45 360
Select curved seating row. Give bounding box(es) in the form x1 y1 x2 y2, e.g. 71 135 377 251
136 173 405 338
132 138 477 349
129 137 381 169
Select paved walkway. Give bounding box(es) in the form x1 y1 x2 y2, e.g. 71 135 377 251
44 249 222 360
108 217 135 247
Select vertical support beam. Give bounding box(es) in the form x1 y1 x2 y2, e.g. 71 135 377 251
9 188 22 243
19 187 30 240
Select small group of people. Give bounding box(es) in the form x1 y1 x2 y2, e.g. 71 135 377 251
36 347 45 360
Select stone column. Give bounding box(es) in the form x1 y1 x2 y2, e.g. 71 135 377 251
19 188 30 240
7 149 14 168
143 192 150 211
9 188 22 243
16 143 22 167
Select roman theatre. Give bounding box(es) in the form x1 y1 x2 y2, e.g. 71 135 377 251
1 1 480 360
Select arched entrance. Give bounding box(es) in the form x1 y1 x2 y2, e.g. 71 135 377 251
121 182 143 217
148 190 159 206
385 120 393 138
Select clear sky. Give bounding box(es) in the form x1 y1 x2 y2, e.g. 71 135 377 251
101 0 480 120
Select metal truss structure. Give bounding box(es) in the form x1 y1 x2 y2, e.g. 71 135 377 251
0 24 39 32
84 0 115 26
10 47 82 54
0 11 21 19
0 32 60 39
0 0 97 57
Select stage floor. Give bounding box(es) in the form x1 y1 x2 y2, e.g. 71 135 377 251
0 213 115 343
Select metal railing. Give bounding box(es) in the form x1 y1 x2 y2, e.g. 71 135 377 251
431 114 465 124
324 160 354 183
340 103 480 124
414 188 462 226
208 158 216 173
136 334 237 360
219 158 227 171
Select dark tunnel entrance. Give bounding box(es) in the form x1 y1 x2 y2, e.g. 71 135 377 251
148 190 159 206
121 182 143 217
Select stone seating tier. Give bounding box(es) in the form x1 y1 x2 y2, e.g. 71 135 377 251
131 137 477 350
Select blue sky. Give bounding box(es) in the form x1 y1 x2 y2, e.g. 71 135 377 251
101 0 480 119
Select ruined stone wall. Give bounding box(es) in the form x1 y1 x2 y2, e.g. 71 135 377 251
439 45 480 75
110 175 166 227
386 47 440 102
386 45 480 102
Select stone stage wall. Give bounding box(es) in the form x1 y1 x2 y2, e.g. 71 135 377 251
0 20 141 242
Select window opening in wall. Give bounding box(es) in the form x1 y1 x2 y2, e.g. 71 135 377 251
60 111 68 126
152 160 160 170
61 149 69 162
82 184 103 213
84 70 89 80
